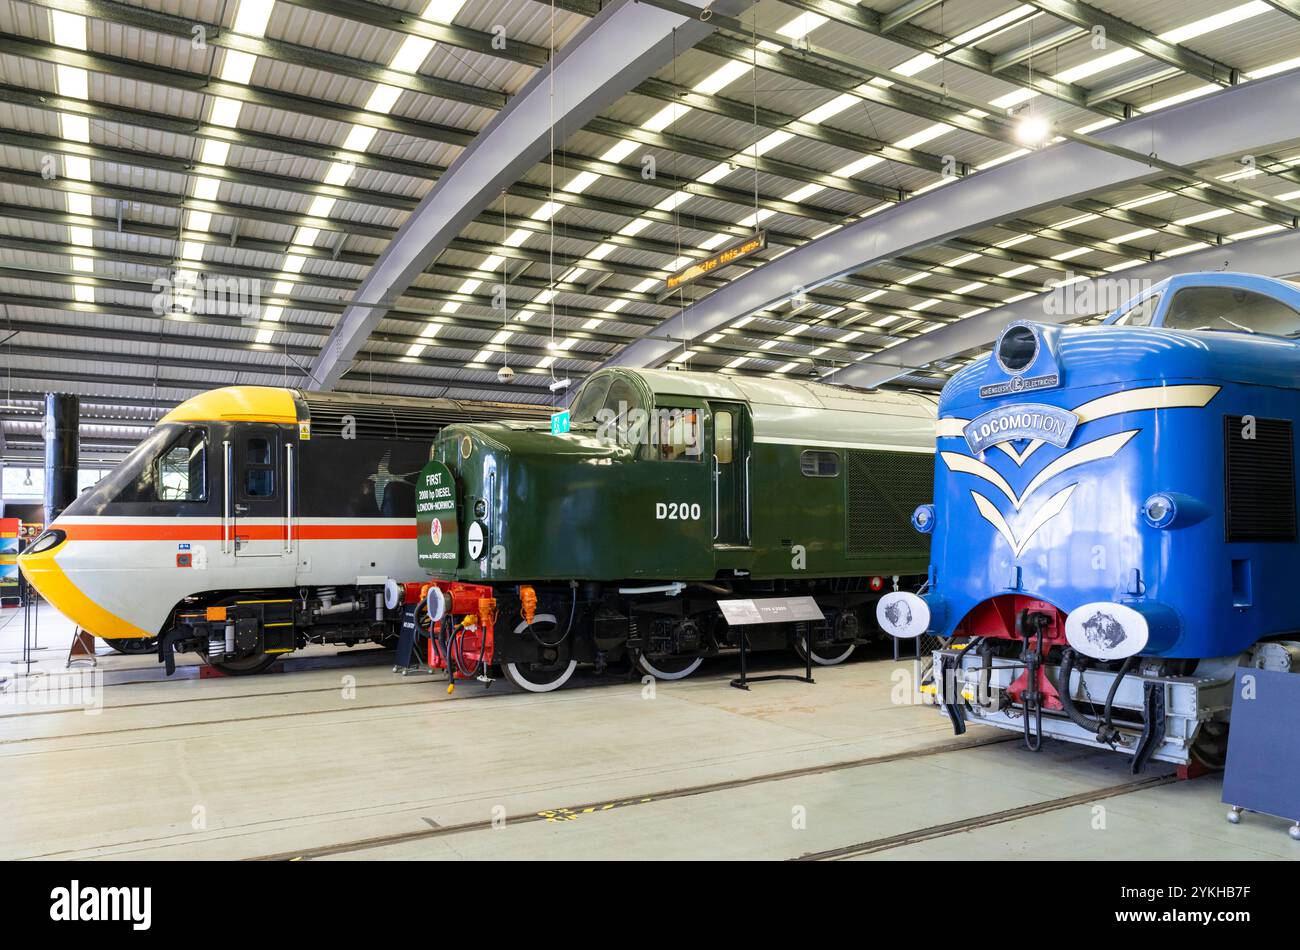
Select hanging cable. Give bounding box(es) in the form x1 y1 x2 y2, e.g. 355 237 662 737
547 1 558 366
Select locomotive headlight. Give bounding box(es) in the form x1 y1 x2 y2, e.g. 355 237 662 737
473 499 487 519
1143 493 1176 528
1141 491 1209 529
24 529 66 555
911 504 936 534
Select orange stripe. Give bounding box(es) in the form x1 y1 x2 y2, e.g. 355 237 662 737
294 525 417 540
60 523 416 541
63 524 224 541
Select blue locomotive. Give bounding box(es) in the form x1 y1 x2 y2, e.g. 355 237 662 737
880 272 1300 772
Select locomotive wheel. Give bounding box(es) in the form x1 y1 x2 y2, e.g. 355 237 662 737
1190 721 1229 770
501 659 577 693
636 654 703 680
202 650 280 676
794 636 856 666
103 636 158 656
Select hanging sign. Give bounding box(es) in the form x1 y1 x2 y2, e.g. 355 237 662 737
664 232 766 291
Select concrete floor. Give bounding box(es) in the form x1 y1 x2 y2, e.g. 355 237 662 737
2 603 1296 860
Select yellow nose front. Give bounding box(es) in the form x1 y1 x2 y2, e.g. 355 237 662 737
18 542 152 640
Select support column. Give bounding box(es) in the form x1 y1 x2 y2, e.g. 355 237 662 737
43 393 78 526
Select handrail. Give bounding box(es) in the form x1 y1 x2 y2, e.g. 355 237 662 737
222 439 232 554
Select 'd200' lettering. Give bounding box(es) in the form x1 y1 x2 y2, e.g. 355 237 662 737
655 502 702 521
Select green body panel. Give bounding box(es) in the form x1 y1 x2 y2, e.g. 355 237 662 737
422 367 935 585
431 426 718 581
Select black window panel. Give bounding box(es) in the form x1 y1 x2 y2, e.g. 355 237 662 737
245 468 275 498
1224 415 1297 542
801 450 840 477
247 437 271 465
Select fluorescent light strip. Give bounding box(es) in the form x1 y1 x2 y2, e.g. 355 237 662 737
257 0 470 345
49 11 95 278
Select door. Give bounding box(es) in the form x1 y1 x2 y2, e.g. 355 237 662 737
709 402 750 547
232 428 289 558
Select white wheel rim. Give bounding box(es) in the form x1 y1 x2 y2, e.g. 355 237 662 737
802 640 856 666
503 659 576 693
637 655 703 680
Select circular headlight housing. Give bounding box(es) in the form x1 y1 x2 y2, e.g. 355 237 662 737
996 324 1038 374
1142 493 1176 528
911 504 936 534
24 529 65 555
473 499 487 519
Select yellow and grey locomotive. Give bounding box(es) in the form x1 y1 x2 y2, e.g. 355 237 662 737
20 386 548 674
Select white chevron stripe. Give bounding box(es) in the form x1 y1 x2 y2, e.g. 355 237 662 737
970 490 1018 552
1072 384 1219 424
942 451 1018 507
942 430 1136 510
1018 430 1137 503
1012 483 1078 556
971 483 1078 556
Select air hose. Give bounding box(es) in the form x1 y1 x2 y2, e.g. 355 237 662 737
523 584 577 648
1059 649 1136 745
1017 610 1047 752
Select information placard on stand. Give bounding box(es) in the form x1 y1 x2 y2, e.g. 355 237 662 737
1222 667 1300 839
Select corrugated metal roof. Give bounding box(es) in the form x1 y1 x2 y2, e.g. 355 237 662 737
0 0 1297 437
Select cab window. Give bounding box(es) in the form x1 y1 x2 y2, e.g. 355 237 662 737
655 407 701 461
244 436 276 498
156 428 208 502
714 410 734 464
1164 286 1300 338
800 450 840 477
603 378 645 446
569 376 612 424
1112 294 1160 327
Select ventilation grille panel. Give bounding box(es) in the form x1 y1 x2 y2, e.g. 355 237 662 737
1224 414 1296 543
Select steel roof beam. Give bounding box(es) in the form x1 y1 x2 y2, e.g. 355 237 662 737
1023 0 1238 86
0 309 606 371
276 0 554 66
881 0 948 33
643 2 1293 223
0 129 848 256
1 21 957 211
839 226 1300 389
603 71 1300 369
0 252 936 364
1262 1 1300 23
0 25 1175 293
30 0 506 108
5 342 558 396
991 24 1086 71
770 0 1128 119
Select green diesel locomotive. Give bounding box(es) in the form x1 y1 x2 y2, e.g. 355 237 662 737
414 367 935 691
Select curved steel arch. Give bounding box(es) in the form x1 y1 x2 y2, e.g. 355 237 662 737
312 0 756 390
604 70 1300 372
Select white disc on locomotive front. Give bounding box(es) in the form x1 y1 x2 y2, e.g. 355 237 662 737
467 521 486 560
1065 602 1149 660
426 585 447 622
876 591 929 638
